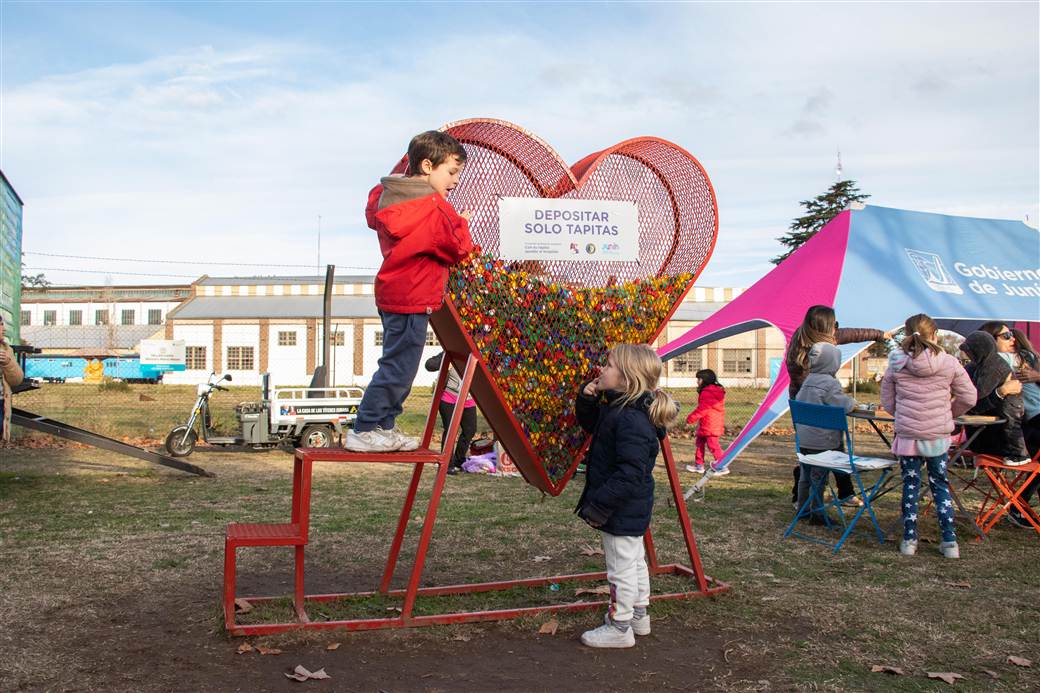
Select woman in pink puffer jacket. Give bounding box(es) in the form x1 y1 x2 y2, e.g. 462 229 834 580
881 314 976 560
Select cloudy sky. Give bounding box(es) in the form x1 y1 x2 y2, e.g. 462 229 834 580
2 1 1037 288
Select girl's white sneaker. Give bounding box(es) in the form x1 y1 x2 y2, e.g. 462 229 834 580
939 541 960 559
580 622 635 648
899 539 918 556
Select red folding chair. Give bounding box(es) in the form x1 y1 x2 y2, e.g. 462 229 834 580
973 453 1040 536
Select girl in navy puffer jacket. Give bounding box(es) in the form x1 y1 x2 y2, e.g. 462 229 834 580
574 344 678 649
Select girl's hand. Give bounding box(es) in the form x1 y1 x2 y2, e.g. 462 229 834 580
882 330 893 340
583 378 600 396
0 346 9 368
460 209 473 221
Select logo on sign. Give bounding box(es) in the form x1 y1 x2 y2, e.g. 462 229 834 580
905 248 963 295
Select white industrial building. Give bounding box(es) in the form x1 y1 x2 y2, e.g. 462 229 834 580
20 275 814 389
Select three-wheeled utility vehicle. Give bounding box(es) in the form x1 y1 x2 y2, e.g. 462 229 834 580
165 372 363 456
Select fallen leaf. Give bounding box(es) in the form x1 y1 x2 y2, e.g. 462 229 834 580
926 672 964 684
451 634 471 642
982 669 1000 679
579 545 604 557
385 607 403 613
870 665 905 675
236 643 254 655
761 596 780 602
325 642 340 651
575 585 611 597
538 618 559 635
285 665 332 682
1008 655 1032 667
234 598 253 614
944 581 972 589
532 555 551 562
412 515 424 523
139 393 156 402
256 646 283 656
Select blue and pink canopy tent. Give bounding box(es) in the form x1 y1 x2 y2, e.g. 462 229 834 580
659 204 1040 470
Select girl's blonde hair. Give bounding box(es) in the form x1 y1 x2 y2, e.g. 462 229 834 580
901 313 942 358
608 343 679 428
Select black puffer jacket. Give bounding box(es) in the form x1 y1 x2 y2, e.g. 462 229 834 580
574 387 664 537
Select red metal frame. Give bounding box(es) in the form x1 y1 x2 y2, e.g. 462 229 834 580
224 354 728 635
972 454 1040 537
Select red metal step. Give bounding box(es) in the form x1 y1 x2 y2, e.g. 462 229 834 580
226 522 305 546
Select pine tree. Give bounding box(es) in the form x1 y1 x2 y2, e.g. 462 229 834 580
772 180 870 264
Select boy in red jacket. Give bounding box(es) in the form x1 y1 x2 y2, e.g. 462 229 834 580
684 369 727 474
345 130 475 453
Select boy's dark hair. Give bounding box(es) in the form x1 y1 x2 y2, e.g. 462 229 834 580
406 130 467 176
695 369 722 392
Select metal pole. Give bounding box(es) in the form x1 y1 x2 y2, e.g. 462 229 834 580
322 264 334 388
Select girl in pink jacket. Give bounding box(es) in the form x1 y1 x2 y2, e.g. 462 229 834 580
881 314 977 559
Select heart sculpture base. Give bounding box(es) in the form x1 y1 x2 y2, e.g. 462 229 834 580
223 356 730 637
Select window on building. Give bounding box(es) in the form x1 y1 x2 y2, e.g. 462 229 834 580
20 311 30 326
671 349 703 374
121 309 135 326
147 309 162 325
226 346 255 371
277 331 297 346
722 348 753 374
68 310 83 326
375 330 434 347
331 331 346 347
43 310 57 326
185 346 207 370
95 310 109 325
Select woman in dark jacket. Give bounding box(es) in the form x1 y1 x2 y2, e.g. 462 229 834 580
959 331 1029 464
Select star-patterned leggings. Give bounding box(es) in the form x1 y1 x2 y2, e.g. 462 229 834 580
900 454 956 543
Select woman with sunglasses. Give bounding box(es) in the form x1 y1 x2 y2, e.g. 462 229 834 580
0 313 26 442
960 328 1030 467
979 322 1040 525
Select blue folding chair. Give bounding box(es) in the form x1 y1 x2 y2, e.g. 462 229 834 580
784 400 899 553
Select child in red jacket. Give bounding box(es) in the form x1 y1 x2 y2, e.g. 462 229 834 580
345 130 475 453
685 369 726 474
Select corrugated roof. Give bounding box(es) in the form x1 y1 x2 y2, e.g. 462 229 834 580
168 295 723 322
671 302 727 321
21 325 164 349
169 296 380 320
197 275 376 286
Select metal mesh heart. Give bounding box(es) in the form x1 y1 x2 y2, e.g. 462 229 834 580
391 119 717 494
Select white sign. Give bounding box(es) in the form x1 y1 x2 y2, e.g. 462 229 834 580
140 339 185 366
498 197 640 262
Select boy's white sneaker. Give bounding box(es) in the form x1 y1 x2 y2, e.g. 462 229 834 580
604 612 650 636
1003 456 1031 467
899 539 917 556
939 541 960 559
711 466 731 477
381 427 419 451
580 622 635 648
345 429 398 453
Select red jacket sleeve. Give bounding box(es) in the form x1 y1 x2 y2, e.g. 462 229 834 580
427 204 474 264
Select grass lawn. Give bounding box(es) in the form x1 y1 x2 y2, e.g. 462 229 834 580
1 392 1036 692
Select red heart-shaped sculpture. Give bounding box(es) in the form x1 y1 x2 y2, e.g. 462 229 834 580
390 119 717 495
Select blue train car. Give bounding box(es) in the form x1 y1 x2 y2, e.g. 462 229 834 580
25 355 162 383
